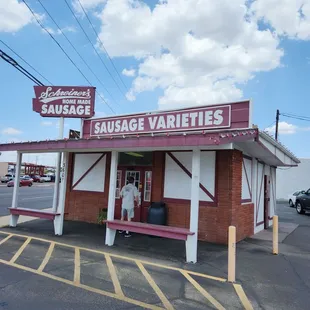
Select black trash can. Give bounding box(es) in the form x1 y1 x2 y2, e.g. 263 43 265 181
147 201 167 226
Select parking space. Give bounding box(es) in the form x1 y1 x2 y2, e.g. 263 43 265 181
0 230 252 310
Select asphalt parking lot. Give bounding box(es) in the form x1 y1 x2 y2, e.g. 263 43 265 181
0 184 54 216
1 201 309 309
0 230 251 310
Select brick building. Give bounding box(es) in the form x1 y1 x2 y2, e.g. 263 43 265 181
0 100 299 263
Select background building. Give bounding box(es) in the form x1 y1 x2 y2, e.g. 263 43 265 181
276 158 310 200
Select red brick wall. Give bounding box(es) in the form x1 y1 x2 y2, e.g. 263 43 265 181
64 153 111 223
160 150 254 244
64 150 254 243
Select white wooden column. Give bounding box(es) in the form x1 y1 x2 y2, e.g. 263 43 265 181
53 152 68 235
10 152 22 227
252 158 257 233
105 151 118 246
186 149 200 263
52 117 64 212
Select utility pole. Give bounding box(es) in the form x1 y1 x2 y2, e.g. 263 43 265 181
275 109 280 141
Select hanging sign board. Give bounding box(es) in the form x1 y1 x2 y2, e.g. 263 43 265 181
32 86 96 118
90 105 231 137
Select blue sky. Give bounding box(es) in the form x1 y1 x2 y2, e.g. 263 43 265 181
0 0 310 164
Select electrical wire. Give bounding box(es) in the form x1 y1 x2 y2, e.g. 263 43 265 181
0 49 44 85
0 39 53 85
37 0 120 108
22 0 115 114
263 121 276 131
63 0 127 99
76 0 128 92
281 113 310 122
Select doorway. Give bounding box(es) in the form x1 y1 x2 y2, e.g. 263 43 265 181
114 152 153 222
264 175 270 229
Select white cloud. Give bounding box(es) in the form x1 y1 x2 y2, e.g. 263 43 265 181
1 127 22 136
265 121 310 135
73 0 106 12
41 121 53 126
251 0 310 40
41 26 77 36
59 26 76 33
122 68 136 77
94 0 285 109
0 0 34 32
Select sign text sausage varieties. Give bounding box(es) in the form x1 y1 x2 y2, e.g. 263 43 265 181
32 86 96 118
90 105 231 137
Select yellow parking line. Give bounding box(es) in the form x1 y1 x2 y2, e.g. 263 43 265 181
74 248 81 284
0 234 12 245
137 261 174 310
10 237 32 264
233 284 253 310
105 254 124 297
181 271 225 310
0 259 164 310
0 231 226 283
38 242 55 272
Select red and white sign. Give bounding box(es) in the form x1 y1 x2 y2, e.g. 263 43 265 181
32 86 96 118
90 105 231 137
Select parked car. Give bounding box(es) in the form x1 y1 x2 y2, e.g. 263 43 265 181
295 189 310 214
7 175 33 187
40 174 52 182
1 174 14 183
288 190 305 207
30 175 42 182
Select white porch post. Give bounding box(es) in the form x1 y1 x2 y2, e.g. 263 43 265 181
186 149 201 263
10 152 22 227
52 117 64 212
53 152 68 235
105 151 118 246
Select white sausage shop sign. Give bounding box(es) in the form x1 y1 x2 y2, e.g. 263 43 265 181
32 86 96 118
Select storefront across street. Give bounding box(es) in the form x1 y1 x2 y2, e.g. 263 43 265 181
0 99 299 263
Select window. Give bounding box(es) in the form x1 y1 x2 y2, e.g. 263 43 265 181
144 171 152 202
115 171 122 199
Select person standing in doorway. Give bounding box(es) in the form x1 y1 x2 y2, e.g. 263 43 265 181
119 176 139 237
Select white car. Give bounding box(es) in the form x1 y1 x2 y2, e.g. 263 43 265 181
288 190 305 207
39 175 52 182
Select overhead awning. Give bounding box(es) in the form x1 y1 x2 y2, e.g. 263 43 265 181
0 128 258 153
236 131 299 167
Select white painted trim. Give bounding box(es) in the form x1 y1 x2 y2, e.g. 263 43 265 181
259 132 299 164
72 153 106 192
186 149 200 263
20 143 234 154
11 152 22 209
10 151 22 227
54 152 69 235
105 151 118 246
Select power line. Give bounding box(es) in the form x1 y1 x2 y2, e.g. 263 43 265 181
281 113 310 122
76 0 128 92
0 40 53 85
0 49 44 86
63 0 127 99
37 0 119 108
22 0 115 114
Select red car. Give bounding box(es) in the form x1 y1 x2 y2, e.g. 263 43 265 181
7 176 33 187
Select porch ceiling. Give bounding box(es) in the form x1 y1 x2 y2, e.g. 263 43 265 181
0 129 258 153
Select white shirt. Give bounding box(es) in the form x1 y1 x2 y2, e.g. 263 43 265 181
120 183 139 209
